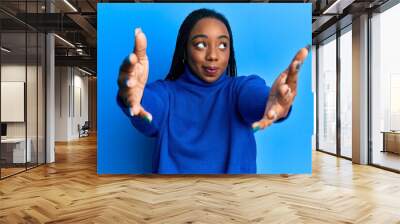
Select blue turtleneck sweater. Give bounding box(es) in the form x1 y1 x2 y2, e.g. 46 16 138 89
118 66 273 174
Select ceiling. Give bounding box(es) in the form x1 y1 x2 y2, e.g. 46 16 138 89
0 0 97 74
0 0 393 76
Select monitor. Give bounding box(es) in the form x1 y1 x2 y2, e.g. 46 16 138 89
1 123 7 137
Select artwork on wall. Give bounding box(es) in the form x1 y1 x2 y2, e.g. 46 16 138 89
1 81 25 122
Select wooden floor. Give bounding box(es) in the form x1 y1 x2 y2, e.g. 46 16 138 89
1 135 400 223
1 163 45 178
1 167 26 178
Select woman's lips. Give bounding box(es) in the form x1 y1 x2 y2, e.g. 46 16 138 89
203 66 218 76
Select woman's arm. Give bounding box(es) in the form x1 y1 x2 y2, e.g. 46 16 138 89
252 45 310 131
236 75 291 125
117 81 168 137
236 75 270 125
117 28 168 137
117 28 151 121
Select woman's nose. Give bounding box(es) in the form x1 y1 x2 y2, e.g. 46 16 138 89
206 47 218 61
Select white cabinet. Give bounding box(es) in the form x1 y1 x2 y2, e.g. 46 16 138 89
1 138 32 163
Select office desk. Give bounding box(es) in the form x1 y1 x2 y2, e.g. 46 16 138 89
1 138 31 163
381 131 400 154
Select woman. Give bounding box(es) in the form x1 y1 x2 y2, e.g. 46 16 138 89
117 8 309 174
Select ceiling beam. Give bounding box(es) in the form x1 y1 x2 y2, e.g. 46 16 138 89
67 13 97 46
55 55 96 72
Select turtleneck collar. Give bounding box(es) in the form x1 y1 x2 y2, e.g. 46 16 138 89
177 65 228 88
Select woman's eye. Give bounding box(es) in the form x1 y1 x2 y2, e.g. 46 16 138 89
218 43 227 50
195 42 206 49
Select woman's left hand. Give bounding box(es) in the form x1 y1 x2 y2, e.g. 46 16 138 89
252 45 310 131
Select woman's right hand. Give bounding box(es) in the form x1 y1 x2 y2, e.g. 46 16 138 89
118 28 152 122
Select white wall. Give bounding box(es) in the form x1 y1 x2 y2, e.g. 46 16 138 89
1 65 40 137
1 64 25 81
1 65 26 140
72 72 89 138
54 66 89 141
1 63 45 164
55 66 69 141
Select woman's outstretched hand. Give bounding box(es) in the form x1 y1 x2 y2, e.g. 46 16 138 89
252 45 310 131
118 28 152 123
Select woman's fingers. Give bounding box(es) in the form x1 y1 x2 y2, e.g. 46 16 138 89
125 87 142 113
252 45 310 133
252 84 293 132
130 104 152 123
286 60 299 92
119 28 147 88
277 70 288 86
286 45 310 91
125 87 152 122
120 52 138 75
134 28 148 61
252 96 277 131
267 107 278 121
292 45 310 62
278 84 292 103
252 107 278 131
129 52 138 65
133 28 149 86
118 53 137 88
252 119 273 132
116 28 150 123
138 108 153 123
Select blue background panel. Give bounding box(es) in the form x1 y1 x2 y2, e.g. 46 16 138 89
98 3 313 174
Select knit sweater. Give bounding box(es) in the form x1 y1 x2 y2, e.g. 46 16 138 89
118 66 280 174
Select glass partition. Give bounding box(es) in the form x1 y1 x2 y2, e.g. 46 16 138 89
371 3 400 171
0 0 46 179
317 35 337 155
1 30 28 177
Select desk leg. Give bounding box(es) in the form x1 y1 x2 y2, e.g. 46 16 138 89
382 133 386 153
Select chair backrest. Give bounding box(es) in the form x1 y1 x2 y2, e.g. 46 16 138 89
82 121 90 129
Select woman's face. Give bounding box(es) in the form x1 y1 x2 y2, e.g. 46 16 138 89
186 18 230 83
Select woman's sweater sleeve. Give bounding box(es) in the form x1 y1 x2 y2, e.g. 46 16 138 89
236 75 291 126
117 80 168 137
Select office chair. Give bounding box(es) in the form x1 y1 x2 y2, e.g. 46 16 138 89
79 121 90 138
